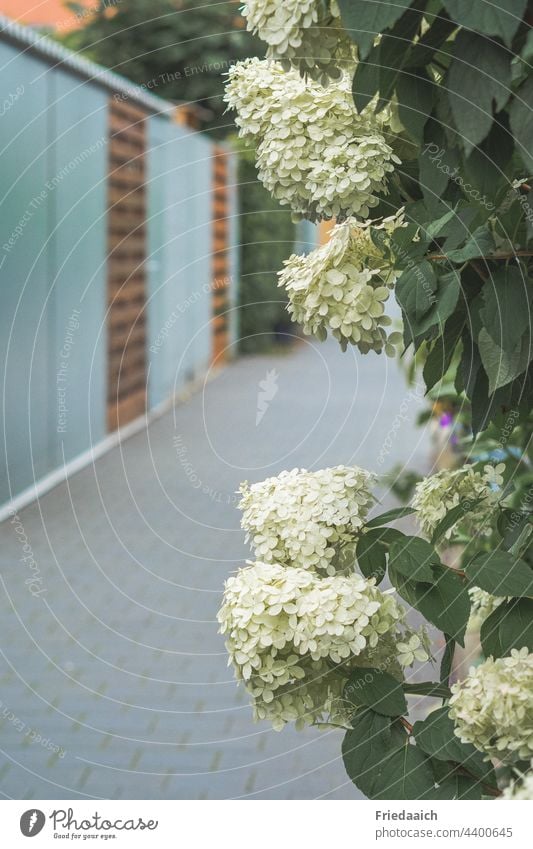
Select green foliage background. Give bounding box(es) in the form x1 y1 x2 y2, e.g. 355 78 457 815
61 0 260 135
237 147 296 353
334 0 533 438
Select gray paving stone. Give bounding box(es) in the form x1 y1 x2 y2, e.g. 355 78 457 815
0 339 430 799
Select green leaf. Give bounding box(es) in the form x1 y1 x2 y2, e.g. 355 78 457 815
356 527 405 583
356 530 388 584
439 634 455 685
446 31 512 155
478 327 532 394
422 208 457 240
463 116 514 205
462 336 516 433
439 205 480 252
509 76 533 171
430 499 483 545
445 225 495 262
342 709 401 796
429 774 486 800
480 603 505 659
420 121 460 214
413 707 496 785
465 550 533 597
338 0 416 60
351 47 381 113
498 598 533 654
366 507 416 528
344 668 408 717
480 268 532 353
498 509 533 552
396 69 435 142
481 598 533 657
350 5 423 111
391 566 471 645
424 570 471 647
396 260 438 324
407 13 458 68
402 682 452 699
442 0 527 48
373 744 437 800
389 536 441 582
388 222 427 260
423 310 465 391
410 269 462 345
413 708 461 761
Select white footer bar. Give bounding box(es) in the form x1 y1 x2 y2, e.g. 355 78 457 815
1 799 531 848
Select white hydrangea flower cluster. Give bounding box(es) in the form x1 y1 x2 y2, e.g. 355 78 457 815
241 0 355 84
239 466 376 575
467 587 505 631
396 634 429 667
411 463 505 541
225 58 399 222
502 766 533 799
279 213 405 354
218 560 421 730
449 649 533 762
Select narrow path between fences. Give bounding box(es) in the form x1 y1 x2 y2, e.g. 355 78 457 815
0 339 430 799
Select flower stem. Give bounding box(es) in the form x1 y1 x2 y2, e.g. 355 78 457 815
400 716 413 734
428 250 533 262
312 721 351 731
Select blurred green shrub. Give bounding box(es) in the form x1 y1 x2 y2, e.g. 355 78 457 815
59 0 260 136
237 147 296 354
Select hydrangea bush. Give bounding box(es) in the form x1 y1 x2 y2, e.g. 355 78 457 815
219 461 533 798
279 213 405 353
411 463 505 541
238 465 376 574
467 587 505 632
242 0 355 84
222 0 533 802
225 58 399 222
503 767 533 800
218 560 415 730
228 0 533 437
449 650 533 762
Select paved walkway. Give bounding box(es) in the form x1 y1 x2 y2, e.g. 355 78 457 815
0 339 430 799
